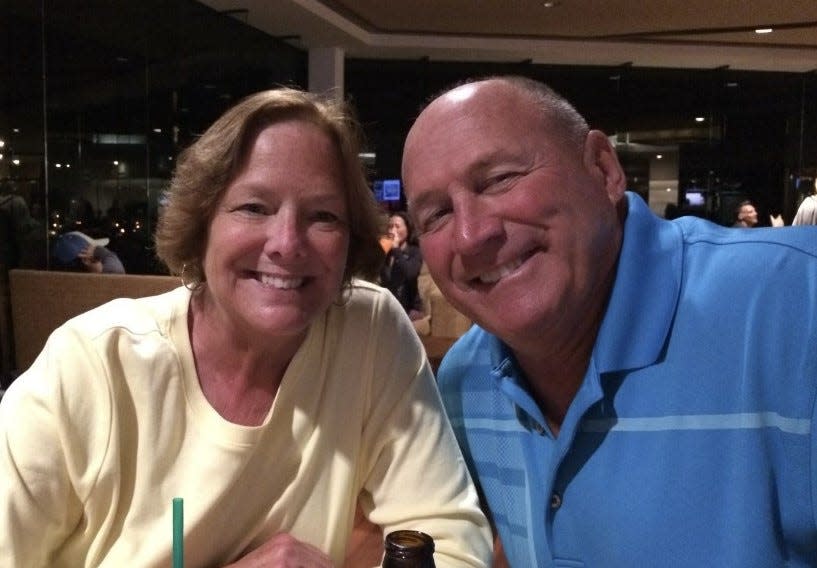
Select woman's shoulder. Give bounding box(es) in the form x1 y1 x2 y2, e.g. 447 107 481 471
330 279 409 326
61 286 188 341
341 278 393 309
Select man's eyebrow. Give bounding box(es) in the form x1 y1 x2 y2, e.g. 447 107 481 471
406 190 442 215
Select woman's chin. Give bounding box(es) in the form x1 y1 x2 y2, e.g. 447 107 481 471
248 309 314 338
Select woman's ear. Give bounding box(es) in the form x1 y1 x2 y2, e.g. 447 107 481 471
583 130 627 202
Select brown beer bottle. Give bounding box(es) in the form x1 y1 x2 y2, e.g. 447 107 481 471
382 530 436 567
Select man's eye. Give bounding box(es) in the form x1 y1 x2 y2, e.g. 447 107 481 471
418 207 452 234
482 172 520 191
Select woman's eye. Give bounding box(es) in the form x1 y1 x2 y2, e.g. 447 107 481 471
311 210 343 224
234 202 267 215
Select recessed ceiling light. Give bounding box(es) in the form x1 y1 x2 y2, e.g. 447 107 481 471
755 28 773 34
695 117 705 122
656 154 663 159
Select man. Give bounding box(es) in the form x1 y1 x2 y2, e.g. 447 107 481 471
52 230 126 274
401 76 817 566
0 187 43 387
732 199 759 227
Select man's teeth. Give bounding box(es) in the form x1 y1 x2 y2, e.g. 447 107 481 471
259 273 305 289
479 258 524 284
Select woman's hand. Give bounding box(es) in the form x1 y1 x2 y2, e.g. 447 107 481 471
388 230 404 249
224 533 334 568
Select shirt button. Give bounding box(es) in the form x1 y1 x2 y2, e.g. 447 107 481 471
550 492 562 509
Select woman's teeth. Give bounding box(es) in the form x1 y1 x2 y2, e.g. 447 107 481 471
259 273 305 289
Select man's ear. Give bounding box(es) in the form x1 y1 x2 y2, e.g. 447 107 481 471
583 130 627 202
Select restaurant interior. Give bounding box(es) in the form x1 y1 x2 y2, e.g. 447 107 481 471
2 1 817 381
3 1 817 274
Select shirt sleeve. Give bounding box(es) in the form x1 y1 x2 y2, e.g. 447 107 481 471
0 325 112 565
357 293 492 567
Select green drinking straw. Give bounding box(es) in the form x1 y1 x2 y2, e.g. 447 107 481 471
172 497 184 568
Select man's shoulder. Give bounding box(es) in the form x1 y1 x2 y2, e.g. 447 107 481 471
436 326 503 406
676 215 817 257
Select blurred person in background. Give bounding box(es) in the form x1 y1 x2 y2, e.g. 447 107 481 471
379 211 425 321
793 177 817 226
732 199 759 227
52 230 126 274
0 184 43 388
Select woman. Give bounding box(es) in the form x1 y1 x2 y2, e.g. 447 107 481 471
0 89 490 567
380 211 424 320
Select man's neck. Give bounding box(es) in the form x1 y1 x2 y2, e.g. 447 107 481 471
511 331 597 437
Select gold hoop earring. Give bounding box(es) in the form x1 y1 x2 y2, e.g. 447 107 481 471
180 263 198 291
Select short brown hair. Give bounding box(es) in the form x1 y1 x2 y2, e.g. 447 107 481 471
155 88 384 288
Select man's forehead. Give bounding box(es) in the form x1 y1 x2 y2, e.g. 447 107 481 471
441 82 481 104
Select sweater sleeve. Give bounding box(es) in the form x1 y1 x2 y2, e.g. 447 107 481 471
358 292 491 567
0 324 113 565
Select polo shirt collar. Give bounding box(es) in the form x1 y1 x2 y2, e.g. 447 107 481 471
593 192 683 373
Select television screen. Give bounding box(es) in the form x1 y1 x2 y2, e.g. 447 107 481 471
374 179 401 202
685 191 705 207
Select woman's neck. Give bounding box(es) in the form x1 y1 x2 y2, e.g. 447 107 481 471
188 290 305 426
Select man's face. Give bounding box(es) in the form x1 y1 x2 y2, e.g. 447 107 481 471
402 81 626 348
739 204 758 226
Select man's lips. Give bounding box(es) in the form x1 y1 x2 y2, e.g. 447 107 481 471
469 249 537 285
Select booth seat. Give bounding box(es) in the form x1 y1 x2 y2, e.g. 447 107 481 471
9 268 472 375
9 269 180 373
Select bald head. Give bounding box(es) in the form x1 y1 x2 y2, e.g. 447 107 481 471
405 77 589 163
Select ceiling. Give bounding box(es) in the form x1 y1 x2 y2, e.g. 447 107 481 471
197 0 817 72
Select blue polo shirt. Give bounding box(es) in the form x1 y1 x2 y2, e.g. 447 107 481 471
438 193 817 567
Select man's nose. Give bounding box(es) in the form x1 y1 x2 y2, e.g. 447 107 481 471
451 193 503 256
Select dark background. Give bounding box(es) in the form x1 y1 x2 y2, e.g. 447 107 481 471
3 0 816 274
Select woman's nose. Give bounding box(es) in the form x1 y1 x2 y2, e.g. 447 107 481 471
263 210 303 258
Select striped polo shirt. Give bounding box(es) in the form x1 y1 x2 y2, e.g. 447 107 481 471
438 193 817 567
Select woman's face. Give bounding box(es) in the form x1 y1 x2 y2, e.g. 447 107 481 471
201 119 350 341
388 215 409 246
